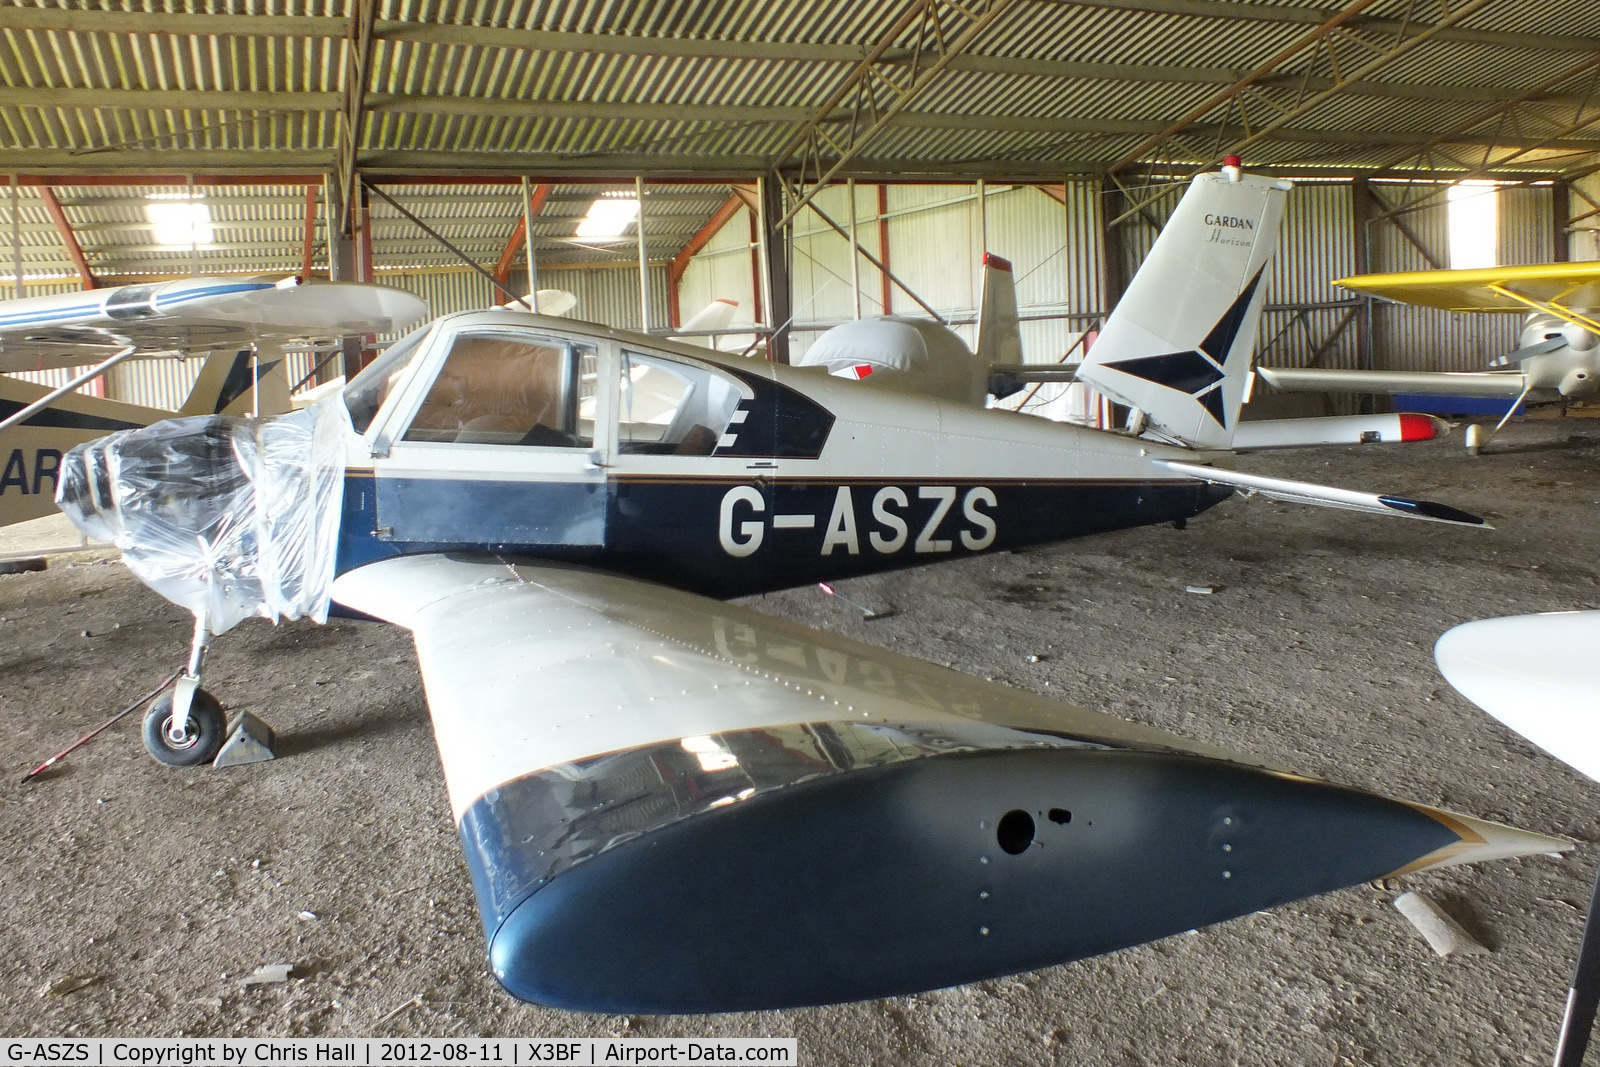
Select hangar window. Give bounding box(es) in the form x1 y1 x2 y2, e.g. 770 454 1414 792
1447 180 1498 270
617 351 741 455
402 331 596 447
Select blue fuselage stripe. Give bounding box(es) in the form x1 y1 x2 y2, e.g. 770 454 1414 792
336 473 1230 598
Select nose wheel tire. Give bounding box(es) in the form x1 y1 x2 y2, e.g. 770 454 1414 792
142 689 227 767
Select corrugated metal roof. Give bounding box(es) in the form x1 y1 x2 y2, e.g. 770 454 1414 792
0 0 1594 280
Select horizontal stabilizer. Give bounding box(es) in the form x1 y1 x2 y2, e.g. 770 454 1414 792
988 363 1079 384
1158 460 1488 527
1257 366 1529 399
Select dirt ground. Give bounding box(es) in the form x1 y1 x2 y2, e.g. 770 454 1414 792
3 417 1600 1065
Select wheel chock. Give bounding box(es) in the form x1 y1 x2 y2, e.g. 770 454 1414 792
213 712 278 768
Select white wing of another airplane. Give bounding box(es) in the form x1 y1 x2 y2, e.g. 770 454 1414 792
1436 611 1600 783
0 276 427 371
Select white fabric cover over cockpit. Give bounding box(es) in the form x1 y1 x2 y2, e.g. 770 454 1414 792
799 317 987 406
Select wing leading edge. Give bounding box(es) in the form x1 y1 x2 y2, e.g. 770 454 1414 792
1337 261 1600 313
0 278 427 372
332 553 1558 1013
1256 365 1530 398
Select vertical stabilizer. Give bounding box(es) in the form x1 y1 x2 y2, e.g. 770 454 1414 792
976 254 1022 369
180 346 292 418
1076 164 1290 449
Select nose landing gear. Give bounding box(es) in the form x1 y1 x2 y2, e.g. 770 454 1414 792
142 686 227 767
141 612 226 767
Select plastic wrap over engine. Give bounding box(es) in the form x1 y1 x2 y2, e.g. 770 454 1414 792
56 398 350 634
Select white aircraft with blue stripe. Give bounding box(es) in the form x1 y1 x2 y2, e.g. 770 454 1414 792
0 275 427 527
51 167 1563 1014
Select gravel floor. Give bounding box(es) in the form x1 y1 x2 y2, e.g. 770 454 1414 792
2 417 1598 1065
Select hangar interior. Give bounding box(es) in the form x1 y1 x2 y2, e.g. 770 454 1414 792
2 0 1599 412
7 1 1600 1061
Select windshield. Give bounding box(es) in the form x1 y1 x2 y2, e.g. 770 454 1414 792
342 323 433 434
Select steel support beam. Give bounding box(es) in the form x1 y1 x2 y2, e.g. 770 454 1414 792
768 0 1019 229
759 177 792 365
493 182 551 283
299 184 319 280
1108 0 1499 223
323 173 362 381
336 0 378 238
37 186 95 289
7 8 1594 93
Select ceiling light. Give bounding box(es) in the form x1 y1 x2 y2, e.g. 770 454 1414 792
576 194 639 239
146 197 213 247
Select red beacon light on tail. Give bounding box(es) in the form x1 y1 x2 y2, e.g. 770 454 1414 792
1222 154 1244 182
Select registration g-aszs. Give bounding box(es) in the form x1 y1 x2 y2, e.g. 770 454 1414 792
719 484 997 558
6 1046 89 1063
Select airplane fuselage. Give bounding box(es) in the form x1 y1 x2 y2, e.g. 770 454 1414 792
333 311 1232 598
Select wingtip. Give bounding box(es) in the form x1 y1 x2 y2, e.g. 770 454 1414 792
1388 805 1572 876
1377 495 1489 527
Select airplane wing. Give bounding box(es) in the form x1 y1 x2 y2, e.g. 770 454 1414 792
0 277 427 373
1158 460 1488 526
1436 611 1600 783
1255 366 1529 398
1336 262 1600 313
330 552 1549 1013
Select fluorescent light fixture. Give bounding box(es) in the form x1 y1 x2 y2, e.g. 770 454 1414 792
576 193 640 239
1447 180 1497 270
145 196 213 247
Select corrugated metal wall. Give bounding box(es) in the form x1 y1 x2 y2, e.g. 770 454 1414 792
1500 186 1556 268
537 264 671 333
1256 182 1360 363
681 182 1104 366
1368 182 1532 373
677 203 761 329
6 177 1577 416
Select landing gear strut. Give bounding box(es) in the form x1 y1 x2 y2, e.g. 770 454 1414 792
141 613 225 767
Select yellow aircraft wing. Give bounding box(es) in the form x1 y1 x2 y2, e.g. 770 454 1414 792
1337 261 1600 314
1337 261 1600 337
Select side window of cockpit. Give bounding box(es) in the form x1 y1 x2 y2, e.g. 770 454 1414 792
617 351 741 456
403 333 596 447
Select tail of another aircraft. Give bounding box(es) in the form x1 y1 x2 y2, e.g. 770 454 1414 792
975 254 1023 369
180 346 292 418
1076 161 1291 450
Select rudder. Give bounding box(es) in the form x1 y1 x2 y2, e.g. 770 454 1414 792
1076 162 1290 449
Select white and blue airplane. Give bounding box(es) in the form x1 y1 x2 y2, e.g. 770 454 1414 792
50 165 1563 1014
0 275 427 527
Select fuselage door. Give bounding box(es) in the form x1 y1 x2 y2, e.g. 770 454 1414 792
366 320 611 546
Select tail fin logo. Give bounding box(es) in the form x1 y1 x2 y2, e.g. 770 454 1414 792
1100 268 1265 428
